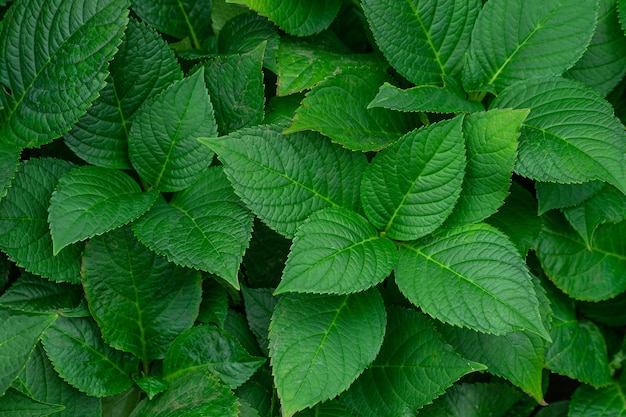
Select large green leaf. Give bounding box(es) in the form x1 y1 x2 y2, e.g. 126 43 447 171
536 181 605 214
269 289 386 416
360 117 465 241
0 273 82 314
463 0 597 93
285 69 415 151
128 69 217 192
81 226 202 362
0 389 63 417
418 382 521 417
0 158 82 283
569 381 626 417
200 125 368 238
48 166 158 254
64 18 182 169
275 207 397 295
396 223 549 338
362 0 480 86
132 167 253 289
41 316 138 398
341 307 485 417
491 77 626 194
0 0 129 148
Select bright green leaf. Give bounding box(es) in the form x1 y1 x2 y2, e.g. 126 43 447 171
132 375 168 400
0 273 82 313
396 223 549 338
48 166 158 254
418 382 521 417
341 307 485 417
569 381 626 416
463 0 597 93
81 226 202 362
536 181 605 214
0 389 63 417
128 68 217 192
0 0 130 148
275 207 397 295
201 125 368 238
360 116 465 241
269 289 386 416
132 166 253 289
0 143 19 201
491 77 626 194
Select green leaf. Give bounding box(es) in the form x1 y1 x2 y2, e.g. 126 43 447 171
285 69 415 151
241 287 277 355
41 316 138 398
537 213 626 301
463 0 598 93
48 166 158 255
362 0 480 86
340 307 485 417
197 279 229 327
0 158 82 283
229 0 342 36
491 77 626 194
200 42 266 135
368 82 484 114
128 370 238 417
163 324 265 388
396 223 549 338
81 226 202 362
201 125 368 238
0 308 56 397
569 381 626 416
0 143 19 200
269 289 386 416
445 109 528 227
0 273 82 313
275 207 397 295
236 365 276 417
132 166 253 289
536 181 605 214
128 68 217 192
132 375 168 400
294 400 357 417
225 310 263 359
578 291 626 327
360 116 466 241
64 18 183 169
0 389 64 417
101 387 141 417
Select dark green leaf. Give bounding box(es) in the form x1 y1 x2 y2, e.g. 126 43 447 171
242 218 290 288
0 273 82 313
418 382 521 417
197 278 229 327
536 181 605 214
0 143 19 201
0 389 63 417
569 381 626 416
241 287 277 355
236 365 276 417
132 375 168 400
101 387 141 417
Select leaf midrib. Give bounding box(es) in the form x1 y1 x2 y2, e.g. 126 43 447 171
406 0 446 80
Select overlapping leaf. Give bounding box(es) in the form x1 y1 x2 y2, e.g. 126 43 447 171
463 0 597 93
48 166 158 254
132 166 253 289
360 117 465 241
0 0 129 148
241 287 277 355
491 77 626 194
569 381 626 417
536 181 605 214
275 207 397 295
269 289 386 416
200 125 368 238
0 389 63 416
0 143 19 200
0 273 82 313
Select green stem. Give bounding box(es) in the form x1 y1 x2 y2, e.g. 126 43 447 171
468 91 487 102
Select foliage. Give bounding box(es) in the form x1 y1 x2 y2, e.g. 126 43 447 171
0 0 625 416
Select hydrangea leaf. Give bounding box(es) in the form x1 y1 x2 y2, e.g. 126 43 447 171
0 143 19 201
81 226 202 361
197 279 229 328
241 287 278 355
285 70 415 151
341 307 485 417
41 316 138 398
275 207 397 295
445 109 528 227
48 166 158 255
536 181 605 214
132 376 168 400
128 68 217 192
269 289 386 416
360 116 465 241
0 273 82 314
396 223 549 339
64 18 183 169
0 158 82 283
132 167 253 289
463 0 597 93
362 0 480 86
200 125 368 238
0 389 64 416
569 381 626 417
0 0 130 148
491 77 626 194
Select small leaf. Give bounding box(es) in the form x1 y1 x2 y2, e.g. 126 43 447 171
201 125 368 238
0 389 64 417
81 226 202 361
285 69 415 151
340 307 485 417
491 77 626 194
396 223 549 339
41 316 138 398
132 375 168 400
48 166 158 254
197 279 229 327
132 166 253 289
269 289 386 416
536 181 605 214
128 68 217 192
0 0 130 148
0 273 82 313
569 381 626 417
275 207 397 295
360 116 466 241
463 0 598 92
